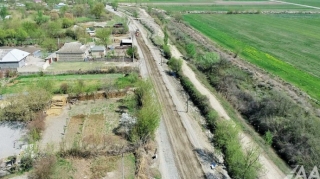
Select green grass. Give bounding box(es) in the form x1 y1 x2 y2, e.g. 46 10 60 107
184 14 320 101
0 74 122 94
283 0 320 7
46 62 116 72
155 4 316 12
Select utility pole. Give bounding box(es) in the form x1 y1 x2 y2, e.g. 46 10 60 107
186 97 189 113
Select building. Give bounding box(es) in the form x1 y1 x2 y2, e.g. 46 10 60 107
120 39 132 46
89 45 106 58
0 49 30 69
56 42 87 62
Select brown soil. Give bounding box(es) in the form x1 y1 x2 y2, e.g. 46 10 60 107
64 115 85 148
137 34 204 178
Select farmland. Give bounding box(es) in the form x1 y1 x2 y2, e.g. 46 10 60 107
155 4 314 12
183 13 320 101
282 0 320 7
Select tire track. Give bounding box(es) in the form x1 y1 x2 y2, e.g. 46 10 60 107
136 36 204 179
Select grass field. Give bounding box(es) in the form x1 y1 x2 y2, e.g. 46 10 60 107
0 74 122 94
283 0 320 7
155 4 315 12
184 14 320 101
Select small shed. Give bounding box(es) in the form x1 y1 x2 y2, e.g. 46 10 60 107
120 39 132 46
0 49 30 69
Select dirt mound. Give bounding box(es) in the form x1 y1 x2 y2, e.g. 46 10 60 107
46 95 68 116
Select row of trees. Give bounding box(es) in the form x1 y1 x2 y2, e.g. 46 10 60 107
0 0 112 50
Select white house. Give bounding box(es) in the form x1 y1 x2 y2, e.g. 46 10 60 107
0 49 30 69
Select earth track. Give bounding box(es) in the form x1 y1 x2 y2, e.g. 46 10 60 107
136 36 204 179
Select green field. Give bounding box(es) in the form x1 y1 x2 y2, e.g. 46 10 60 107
184 14 320 101
154 4 315 12
0 74 122 94
283 0 320 7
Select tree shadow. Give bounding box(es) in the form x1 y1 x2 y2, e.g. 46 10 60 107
194 148 222 165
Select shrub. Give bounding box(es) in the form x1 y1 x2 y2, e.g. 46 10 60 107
126 46 139 59
27 112 46 142
167 57 182 73
59 83 69 94
29 155 56 179
20 155 33 172
162 45 171 59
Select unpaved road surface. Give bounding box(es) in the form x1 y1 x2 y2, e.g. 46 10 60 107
40 107 68 151
169 26 286 179
137 30 204 179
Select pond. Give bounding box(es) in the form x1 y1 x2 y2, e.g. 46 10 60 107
0 122 27 160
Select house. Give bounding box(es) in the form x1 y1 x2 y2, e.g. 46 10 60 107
89 45 106 58
120 39 132 46
55 2 66 9
56 42 87 62
34 0 41 3
0 49 29 69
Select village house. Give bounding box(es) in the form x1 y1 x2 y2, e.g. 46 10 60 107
0 49 29 69
56 42 87 62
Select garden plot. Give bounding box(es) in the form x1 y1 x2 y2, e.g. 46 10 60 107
64 115 85 148
82 114 106 148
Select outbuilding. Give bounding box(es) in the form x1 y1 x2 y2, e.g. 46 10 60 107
90 45 106 58
120 39 132 46
0 49 29 69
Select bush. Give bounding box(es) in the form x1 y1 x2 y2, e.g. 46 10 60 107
27 112 46 142
20 155 33 172
59 83 69 94
29 155 56 179
126 46 139 59
167 57 182 73
162 45 171 59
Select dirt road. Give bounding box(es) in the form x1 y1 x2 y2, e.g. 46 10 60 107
169 30 286 179
136 30 204 179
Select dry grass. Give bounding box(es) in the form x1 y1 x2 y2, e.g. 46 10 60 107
90 156 119 179
82 114 105 147
29 155 56 179
64 115 85 148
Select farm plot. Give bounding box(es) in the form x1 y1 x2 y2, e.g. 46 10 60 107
64 115 85 148
82 114 106 148
184 13 320 101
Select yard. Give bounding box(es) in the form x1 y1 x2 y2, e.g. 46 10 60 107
0 74 122 94
184 13 320 101
48 97 135 179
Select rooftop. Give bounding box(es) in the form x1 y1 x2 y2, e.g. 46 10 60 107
90 45 105 52
0 49 30 62
56 42 85 54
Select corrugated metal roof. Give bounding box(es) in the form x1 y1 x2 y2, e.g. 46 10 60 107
0 49 30 62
